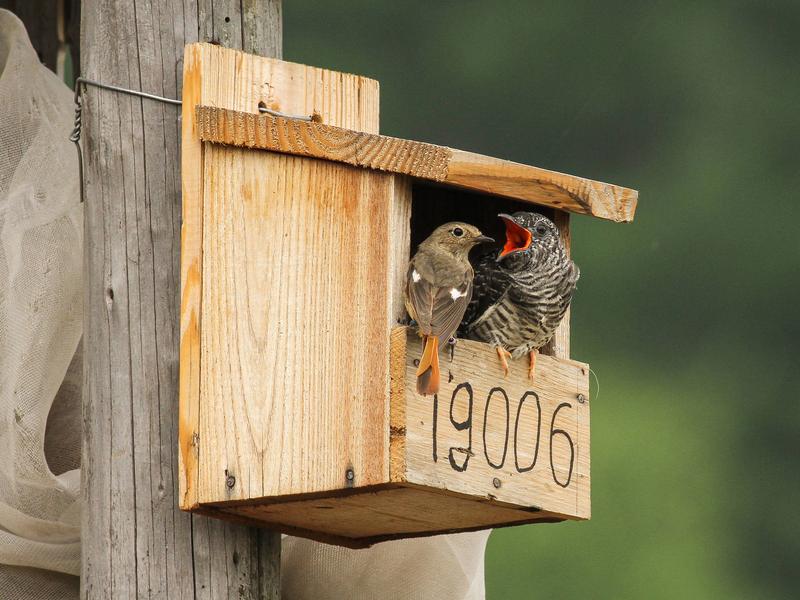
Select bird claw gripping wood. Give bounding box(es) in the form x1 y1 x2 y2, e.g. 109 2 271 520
496 347 512 377
528 349 538 382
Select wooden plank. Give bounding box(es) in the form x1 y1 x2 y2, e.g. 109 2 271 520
82 3 282 599
214 485 561 547
197 155 395 503
194 105 638 222
179 44 388 508
395 327 590 519
390 328 409 480
182 42 382 505
388 178 413 477
197 0 281 53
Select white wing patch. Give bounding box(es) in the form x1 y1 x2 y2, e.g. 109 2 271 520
450 287 467 301
412 269 421 283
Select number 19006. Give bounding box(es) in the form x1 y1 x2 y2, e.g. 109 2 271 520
430 382 575 489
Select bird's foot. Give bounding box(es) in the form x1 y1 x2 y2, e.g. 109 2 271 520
496 346 512 377
528 349 538 382
448 336 457 361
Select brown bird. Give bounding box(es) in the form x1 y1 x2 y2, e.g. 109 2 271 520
405 222 493 395
460 212 579 380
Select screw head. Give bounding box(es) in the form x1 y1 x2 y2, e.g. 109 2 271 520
577 393 586 404
492 477 502 489
225 474 236 489
345 469 355 481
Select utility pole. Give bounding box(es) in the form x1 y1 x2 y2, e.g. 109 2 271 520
81 1 281 597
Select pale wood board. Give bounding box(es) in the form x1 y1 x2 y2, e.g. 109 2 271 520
82 3 281 598
194 105 638 222
180 44 416 511
190 324 589 543
393 327 590 519
180 42 381 508
213 485 562 547
198 153 398 503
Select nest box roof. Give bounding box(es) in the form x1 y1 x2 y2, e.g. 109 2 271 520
193 93 637 223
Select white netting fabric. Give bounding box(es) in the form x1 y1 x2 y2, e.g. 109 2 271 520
0 7 82 588
282 531 490 599
1 10 489 598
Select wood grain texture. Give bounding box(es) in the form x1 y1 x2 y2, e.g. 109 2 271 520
179 44 399 510
395 327 590 519
197 0 281 58
82 3 281 599
195 105 638 222
390 328 409 480
214 484 561 548
198 154 396 503
181 42 380 506
186 322 588 543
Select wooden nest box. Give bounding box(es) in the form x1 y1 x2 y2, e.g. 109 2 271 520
179 43 638 547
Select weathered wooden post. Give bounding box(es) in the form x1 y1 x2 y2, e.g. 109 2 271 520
81 1 281 597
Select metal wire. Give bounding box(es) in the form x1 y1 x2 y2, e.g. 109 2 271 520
69 76 313 203
258 105 314 121
70 77 182 203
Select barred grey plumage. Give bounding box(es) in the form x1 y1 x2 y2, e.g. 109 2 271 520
460 212 579 371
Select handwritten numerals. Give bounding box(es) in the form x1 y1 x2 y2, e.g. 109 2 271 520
483 387 509 469
514 391 541 473
430 384 577 488
447 383 473 472
549 402 575 488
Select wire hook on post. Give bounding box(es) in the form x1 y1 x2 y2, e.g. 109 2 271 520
70 76 314 203
70 77 184 204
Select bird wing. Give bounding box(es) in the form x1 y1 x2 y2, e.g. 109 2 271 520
460 249 513 334
406 259 472 345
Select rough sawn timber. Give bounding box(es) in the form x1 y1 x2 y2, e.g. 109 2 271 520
184 326 589 548
194 105 638 222
179 42 411 511
81 2 281 599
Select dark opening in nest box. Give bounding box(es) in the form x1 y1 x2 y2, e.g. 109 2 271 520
179 43 638 548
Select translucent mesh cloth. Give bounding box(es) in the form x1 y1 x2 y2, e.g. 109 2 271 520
0 8 82 589
0 10 490 598
282 531 490 599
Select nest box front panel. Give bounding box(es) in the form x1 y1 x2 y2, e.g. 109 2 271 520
391 328 590 520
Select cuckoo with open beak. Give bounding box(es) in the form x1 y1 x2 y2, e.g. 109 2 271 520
460 212 579 380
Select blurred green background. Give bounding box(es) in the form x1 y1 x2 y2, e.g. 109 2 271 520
284 1 800 598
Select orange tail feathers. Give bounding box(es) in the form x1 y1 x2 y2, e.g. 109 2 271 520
416 336 440 395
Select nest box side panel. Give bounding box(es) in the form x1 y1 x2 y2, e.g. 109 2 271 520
199 153 399 504
391 327 590 520
180 43 382 509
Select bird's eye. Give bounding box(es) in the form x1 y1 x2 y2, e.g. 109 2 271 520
535 225 548 236
452 227 464 237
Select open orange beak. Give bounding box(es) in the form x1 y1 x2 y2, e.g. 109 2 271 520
498 214 532 259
